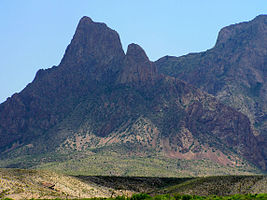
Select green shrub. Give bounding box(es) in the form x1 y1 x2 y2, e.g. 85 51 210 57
154 194 172 200
154 195 164 200
181 195 192 200
115 196 127 200
131 193 152 200
173 194 182 200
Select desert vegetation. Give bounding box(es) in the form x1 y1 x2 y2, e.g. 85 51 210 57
1 193 267 200
0 169 266 199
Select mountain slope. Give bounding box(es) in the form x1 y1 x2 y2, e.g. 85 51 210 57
156 14 267 168
0 16 265 173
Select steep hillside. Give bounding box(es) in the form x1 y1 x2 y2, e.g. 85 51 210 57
156 15 267 165
0 16 265 173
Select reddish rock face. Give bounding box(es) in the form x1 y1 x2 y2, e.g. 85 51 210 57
0 16 266 171
156 15 267 169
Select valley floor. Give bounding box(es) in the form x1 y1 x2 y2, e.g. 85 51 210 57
0 168 267 199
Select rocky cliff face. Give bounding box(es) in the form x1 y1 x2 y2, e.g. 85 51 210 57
0 16 265 172
61 16 125 67
119 43 158 85
156 15 267 167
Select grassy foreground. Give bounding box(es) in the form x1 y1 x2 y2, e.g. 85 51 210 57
1 168 266 199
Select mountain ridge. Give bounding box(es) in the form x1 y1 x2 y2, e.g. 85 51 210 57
0 16 266 174
156 14 267 169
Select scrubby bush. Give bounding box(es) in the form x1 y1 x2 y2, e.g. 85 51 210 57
173 194 182 200
115 196 127 200
131 193 152 200
181 195 192 200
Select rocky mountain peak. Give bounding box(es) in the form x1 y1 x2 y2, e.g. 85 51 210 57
126 43 149 63
253 14 267 23
215 14 267 48
119 43 158 84
60 16 125 66
0 16 266 173
78 16 94 24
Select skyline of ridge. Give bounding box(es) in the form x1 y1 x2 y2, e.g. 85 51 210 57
0 1 267 103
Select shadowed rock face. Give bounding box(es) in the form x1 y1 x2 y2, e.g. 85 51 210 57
156 15 267 168
0 17 124 150
61 16 125 66
0 16 266 171
119 43 158 84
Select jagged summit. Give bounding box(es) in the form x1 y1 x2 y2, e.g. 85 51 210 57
126 43 149 63
60 16 125 66
119 43 158 84
0 16 266 173
79 16 94 24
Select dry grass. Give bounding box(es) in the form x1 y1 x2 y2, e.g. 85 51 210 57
0 168 266 199
0 168 133 199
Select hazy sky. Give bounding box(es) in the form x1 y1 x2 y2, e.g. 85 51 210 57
0 0 266 103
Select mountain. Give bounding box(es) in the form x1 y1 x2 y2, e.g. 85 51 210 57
156 15 267 169
0 16 265 174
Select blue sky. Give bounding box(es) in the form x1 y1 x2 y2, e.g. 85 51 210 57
0 0 266 103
